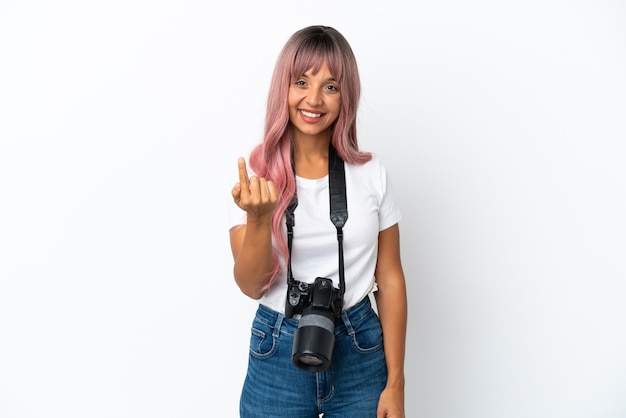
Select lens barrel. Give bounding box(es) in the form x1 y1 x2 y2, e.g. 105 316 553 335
291 308 335 372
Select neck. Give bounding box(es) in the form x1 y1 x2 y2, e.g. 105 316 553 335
293 139 330 180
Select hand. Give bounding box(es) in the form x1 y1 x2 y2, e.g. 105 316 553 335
231 158 278 223
377 386 405 418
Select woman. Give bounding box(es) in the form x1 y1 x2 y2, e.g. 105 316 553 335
230 25 407 417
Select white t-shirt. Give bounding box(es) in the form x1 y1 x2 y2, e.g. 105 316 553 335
229 154 402 314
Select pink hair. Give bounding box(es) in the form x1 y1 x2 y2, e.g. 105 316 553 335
248 25 372 288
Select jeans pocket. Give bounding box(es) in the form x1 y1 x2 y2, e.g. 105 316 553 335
249 320 278 359
350 310 384 354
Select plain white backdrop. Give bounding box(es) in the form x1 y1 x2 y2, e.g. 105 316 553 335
1 0 625 417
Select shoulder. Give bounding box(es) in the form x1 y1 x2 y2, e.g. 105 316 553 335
344 154 396 197
345 153 389 178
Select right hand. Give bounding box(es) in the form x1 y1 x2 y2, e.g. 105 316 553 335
231 158 278 222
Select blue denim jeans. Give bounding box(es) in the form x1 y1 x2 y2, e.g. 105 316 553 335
240 296 388 417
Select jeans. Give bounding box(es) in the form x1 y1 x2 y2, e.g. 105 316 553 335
240 296 388 417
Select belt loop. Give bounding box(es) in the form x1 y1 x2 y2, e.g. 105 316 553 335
341 310 356 336
273 312 285 338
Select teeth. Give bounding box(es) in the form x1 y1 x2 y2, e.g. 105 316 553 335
301 110 322 118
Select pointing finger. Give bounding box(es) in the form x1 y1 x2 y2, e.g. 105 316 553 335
237 157 249 189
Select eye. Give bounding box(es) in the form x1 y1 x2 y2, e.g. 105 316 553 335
326 84 339 92
294 79 306 86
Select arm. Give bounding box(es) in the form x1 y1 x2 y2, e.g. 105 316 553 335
374 223 407 418
229 157 278 299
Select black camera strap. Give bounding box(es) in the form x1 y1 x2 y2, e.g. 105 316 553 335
285 144 347 301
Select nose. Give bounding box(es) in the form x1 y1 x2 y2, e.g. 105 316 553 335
305 88 323 106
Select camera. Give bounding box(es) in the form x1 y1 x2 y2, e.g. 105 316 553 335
285 277 343 372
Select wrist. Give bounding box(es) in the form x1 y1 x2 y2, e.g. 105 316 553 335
246 214 273 227
385 372 405 391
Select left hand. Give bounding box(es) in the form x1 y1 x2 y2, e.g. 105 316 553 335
377 386 405 418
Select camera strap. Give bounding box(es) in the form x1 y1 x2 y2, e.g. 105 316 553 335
285 144 347 301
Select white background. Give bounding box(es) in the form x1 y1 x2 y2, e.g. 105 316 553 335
1 1 625 417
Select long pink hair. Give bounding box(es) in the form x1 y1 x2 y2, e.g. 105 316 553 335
249 25 372 288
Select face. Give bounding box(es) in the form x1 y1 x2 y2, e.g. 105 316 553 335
288 61 341 141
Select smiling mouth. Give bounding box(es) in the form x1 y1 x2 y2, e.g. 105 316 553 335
300 110 323 118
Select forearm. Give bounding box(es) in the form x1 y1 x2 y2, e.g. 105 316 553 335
232 220 275 299
375 278 407 389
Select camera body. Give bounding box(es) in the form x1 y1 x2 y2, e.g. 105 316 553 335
285 277 342 319
285 277 343 372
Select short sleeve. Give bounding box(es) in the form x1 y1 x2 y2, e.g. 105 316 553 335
378 162 402 231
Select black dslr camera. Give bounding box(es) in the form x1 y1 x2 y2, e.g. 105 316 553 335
285 277 343 372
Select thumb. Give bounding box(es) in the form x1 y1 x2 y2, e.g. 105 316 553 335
232 182 242 203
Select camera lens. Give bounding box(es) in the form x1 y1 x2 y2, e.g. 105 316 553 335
291 307 335 372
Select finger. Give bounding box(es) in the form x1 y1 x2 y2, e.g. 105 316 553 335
247 175 260 198
258 177 270 202
267 180 278 203
237 158 249 188
258 178 277 204
231 182 241 201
